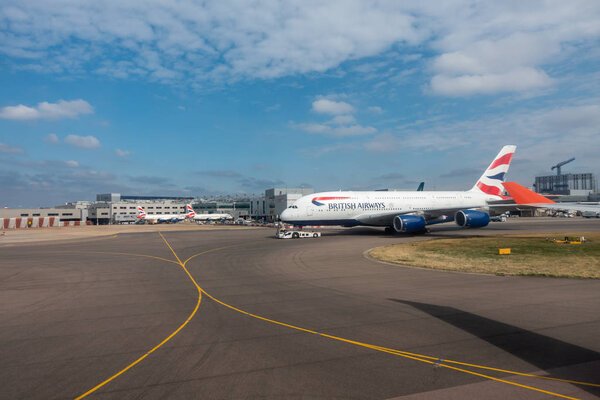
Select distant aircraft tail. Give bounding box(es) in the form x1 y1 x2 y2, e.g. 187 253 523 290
137 206 147 218
470 145 516 198
186 204 196 218
502 182 555 204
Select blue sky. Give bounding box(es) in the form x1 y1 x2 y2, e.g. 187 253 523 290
1 1 599 207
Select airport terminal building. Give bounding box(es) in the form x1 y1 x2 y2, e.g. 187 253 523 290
250 187 315 222
1 187 314 227
534 173 596 196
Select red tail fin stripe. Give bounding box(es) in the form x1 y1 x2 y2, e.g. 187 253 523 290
476 182 504 197
489 153 514 170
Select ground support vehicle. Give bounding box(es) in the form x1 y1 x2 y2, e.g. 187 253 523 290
276 227 321 239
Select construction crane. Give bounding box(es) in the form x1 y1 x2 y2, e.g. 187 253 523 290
551 157 575 176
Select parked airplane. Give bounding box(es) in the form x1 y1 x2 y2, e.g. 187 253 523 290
280 145 516 233
502 182 600 215
136 205 193 223
186 205 233 221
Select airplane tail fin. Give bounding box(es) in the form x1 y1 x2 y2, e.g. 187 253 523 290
470 145 516 198
186 204 196 218
502 182 555 204
137 206 147 218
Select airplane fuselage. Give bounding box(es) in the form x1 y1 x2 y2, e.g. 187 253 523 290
193 213 233 221
281 190 491 226
140 213 186 221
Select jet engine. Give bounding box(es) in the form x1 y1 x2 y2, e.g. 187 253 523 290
393 215 426 233
455 210 490 228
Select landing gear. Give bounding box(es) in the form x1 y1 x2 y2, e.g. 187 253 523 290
384 226 393 234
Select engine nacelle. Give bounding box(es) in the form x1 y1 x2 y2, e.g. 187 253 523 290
393 215 426 233
455 210 490 228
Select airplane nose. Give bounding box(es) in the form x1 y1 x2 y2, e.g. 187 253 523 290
280 209 290 221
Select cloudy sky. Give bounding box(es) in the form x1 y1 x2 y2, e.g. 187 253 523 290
1 0 599 207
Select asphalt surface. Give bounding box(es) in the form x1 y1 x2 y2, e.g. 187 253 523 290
1 218 599 399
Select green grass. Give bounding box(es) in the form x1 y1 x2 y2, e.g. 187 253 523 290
369 232 600 278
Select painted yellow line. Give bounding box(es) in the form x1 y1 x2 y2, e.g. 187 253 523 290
74 233 202 399
75 236 596 400
366 344 600 388
195 259 598 390
81 251 181 266
200 287 587 399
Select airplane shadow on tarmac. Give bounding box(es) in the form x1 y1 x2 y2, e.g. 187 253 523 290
389 299 600 396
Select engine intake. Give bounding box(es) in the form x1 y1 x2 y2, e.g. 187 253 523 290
393 215 426 233
455 210 490 228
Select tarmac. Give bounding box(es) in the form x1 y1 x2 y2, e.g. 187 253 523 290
0 218 599 399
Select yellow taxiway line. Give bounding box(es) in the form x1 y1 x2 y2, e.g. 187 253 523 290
74 233 598 400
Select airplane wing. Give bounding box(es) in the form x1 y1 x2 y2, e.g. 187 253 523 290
502 182 600 214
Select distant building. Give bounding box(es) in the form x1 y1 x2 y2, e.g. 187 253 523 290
89 200 189 224
0 208 82 222
96 193 194 202
191 201 249 220
534 173 596 196
262 187 314 221
250 198 268 220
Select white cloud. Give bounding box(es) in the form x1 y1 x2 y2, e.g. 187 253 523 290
296 123 330 134
363 102 600 169
0 100 93 120
0 2 422 82
311 99 355 115
44 133 59 144
429 33 560 96
0 142 24 154
115 149 131 157
329 115 356 125
0 104 39 120
65 160 80 167
64 135 100 149
367 106 383 114
0 2 598 96
430 68 553 97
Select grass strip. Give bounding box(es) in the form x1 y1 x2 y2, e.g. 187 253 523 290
369 232 600 278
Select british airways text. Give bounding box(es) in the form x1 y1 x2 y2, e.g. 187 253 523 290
328 202 385 210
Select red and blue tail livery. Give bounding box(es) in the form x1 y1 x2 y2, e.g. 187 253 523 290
472 145 516 199
186 204 196 218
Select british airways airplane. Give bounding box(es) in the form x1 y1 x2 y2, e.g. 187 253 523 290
280 145 516 233
137 205 194 222
185 204 234 221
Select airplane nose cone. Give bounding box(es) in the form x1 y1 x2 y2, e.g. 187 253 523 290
280 209 291 221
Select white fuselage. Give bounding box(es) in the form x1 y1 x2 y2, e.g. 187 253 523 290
192 213 233 221
141 213 187 222
280 190 491 226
